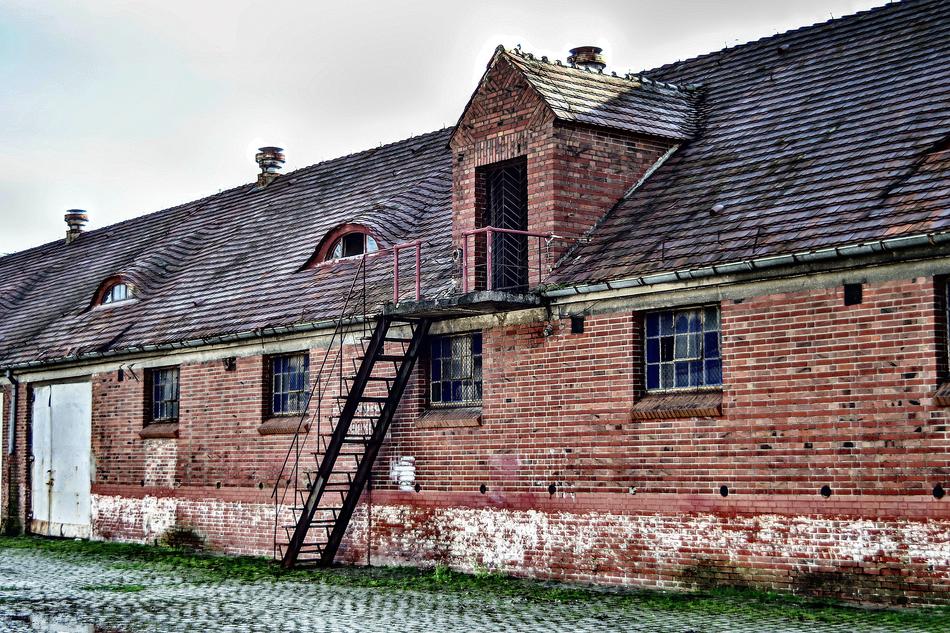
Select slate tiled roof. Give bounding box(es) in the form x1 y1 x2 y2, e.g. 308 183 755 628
0 129 454 366
555 0 950 283
502 50 697 141
2 0 948 369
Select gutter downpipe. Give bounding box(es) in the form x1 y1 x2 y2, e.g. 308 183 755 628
4 369 15 455
543 231 950 299
4 369 17 534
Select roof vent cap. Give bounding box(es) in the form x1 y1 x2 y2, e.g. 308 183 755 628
255 146 285 188
64 209 88 243
568 46 606 72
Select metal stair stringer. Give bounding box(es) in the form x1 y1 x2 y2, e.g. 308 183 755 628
281 315 431 568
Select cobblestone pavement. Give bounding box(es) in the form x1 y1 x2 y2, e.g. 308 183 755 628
0 548 937 633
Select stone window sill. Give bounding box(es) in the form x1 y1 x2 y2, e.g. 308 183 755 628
933 382 950 407
258 417 310 436
630 390 723 420
417 407 482 429
139 422 179 439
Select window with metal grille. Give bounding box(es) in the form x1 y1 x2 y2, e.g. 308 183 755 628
101 282 130 304
271 353 310 416
149 367 180 422
945 280 950 371
429 333 482 407
481 158 528 291
645 306 722 391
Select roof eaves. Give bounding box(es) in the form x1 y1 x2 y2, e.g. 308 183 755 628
545 228 950 298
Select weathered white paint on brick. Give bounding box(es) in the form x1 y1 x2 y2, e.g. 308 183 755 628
350 504 950 581
91 494 176 543
142 441 176 488
91 494 285 555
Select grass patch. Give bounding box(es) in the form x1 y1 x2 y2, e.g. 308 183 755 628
2 535 949 630
79 583 146 593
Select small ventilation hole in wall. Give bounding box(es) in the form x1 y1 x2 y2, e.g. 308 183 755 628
719 485 729 497
820 485 833 498
479 484 488 494
934 484 946 500
571 316 585 334
215 481 221 489
118 368 125 382
414 483 421 493
844 283 863 306
258 482 264 490
548 484 557 495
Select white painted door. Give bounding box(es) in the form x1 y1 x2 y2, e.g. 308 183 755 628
30 381 92 538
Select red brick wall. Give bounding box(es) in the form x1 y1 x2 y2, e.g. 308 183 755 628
450 56 672 288
8 275 950 603
377 277 948 499
722 277 948 496
1 381 30 534
364 276 950 602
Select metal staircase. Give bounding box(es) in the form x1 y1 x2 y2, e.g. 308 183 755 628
275 312 431 568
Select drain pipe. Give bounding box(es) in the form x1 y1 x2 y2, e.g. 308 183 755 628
4 369 15 455
3 369 17 534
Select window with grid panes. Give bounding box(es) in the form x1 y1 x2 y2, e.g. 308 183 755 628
149 367 180 422
645 306 722 391
101 282 130 304
429 333 482 407
271 353 310 415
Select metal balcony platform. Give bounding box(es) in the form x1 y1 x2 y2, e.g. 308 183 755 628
384 290 542 319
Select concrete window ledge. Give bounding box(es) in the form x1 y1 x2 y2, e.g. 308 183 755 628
258 417 309 436
933 382 950 406
416 407 482 429
631 390 723 420
139 422 179 439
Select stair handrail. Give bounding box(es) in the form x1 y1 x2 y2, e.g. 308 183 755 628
271 255 369 558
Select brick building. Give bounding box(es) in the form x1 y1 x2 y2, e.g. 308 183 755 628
2 0 950 604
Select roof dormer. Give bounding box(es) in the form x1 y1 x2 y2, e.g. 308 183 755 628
450 46 696 293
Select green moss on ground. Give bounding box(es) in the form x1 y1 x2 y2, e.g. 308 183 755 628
2 535 948 630
79 584 146 593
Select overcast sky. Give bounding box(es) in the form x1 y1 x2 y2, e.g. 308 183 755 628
0 0 890 254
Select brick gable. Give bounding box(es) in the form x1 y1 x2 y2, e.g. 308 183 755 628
451 54 676 290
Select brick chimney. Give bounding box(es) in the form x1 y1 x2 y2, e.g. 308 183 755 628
64 209 88 244
255 146 285 188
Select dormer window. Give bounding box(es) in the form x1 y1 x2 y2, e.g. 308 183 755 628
303 224 383 269
327 232 378 261
101 282 130 304
92 278 135 308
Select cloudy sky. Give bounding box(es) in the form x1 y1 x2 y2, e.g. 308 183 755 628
0 0 889 254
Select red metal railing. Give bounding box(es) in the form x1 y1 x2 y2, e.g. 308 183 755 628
389 227 563 303
392 240 422 303
460 227 560 293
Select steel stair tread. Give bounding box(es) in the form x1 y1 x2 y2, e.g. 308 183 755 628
335 395 389 403
279 315 432 569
